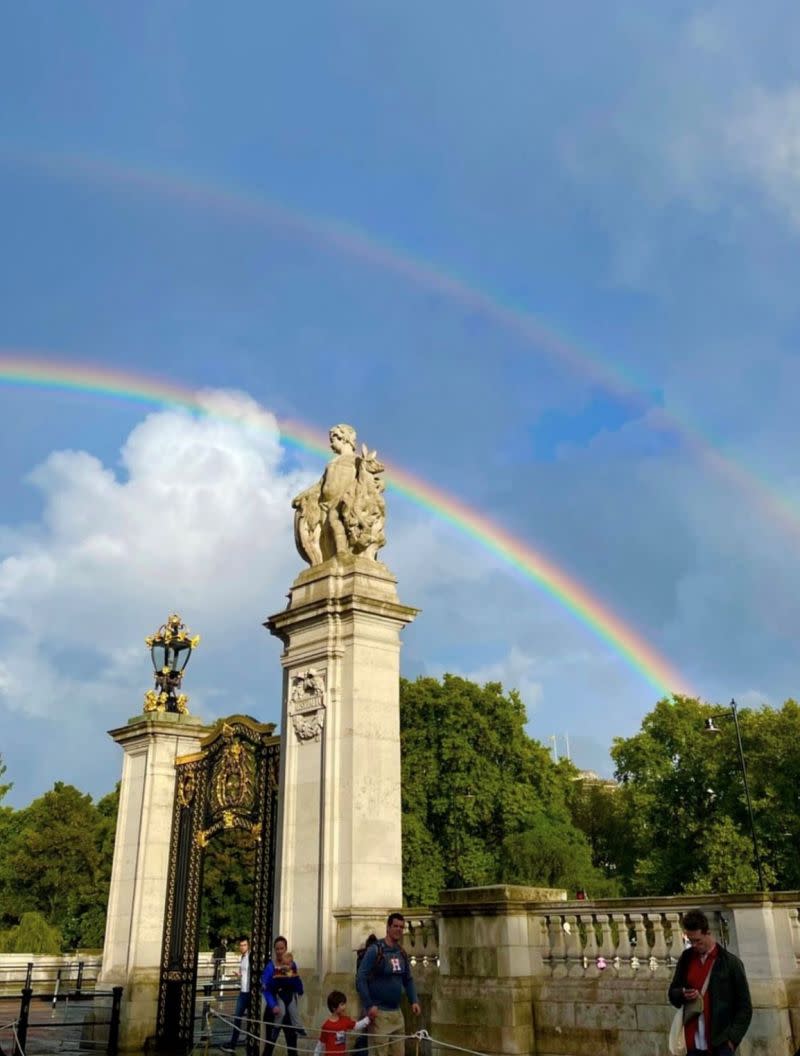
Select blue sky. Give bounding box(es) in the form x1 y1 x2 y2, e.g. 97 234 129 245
3 2 800 805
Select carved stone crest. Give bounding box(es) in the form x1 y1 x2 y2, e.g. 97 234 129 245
289 669 326 742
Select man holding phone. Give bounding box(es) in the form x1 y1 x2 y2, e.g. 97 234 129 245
668 909 752 1055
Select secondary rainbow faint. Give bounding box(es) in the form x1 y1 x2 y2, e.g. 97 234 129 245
3 148 798 550
0 352 690 699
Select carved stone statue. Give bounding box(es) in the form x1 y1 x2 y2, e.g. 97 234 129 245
292 424 386 566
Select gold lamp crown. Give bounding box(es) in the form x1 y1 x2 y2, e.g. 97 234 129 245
143 613 200 715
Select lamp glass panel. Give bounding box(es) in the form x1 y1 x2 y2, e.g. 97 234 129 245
151 644 167 672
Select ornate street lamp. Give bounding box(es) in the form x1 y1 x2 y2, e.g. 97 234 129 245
704 698 766 891
143 613 200 715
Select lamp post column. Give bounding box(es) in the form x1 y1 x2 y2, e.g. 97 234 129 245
729 699 767 892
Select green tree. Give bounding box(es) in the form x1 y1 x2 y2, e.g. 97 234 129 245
503 809 618 895
610 696 788 894
0 757 13 869
77 784 119 949
0 782 116 948
686 817 761 894
200 828 256 949
400 674 612 903
0 912 62 954
0 754 11 804
566 776 627 881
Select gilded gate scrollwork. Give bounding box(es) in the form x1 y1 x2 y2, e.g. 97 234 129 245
156 716 280 1052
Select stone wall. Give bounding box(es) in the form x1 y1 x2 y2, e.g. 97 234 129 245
408 888 800 1056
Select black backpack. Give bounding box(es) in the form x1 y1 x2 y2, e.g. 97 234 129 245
356 939 409 985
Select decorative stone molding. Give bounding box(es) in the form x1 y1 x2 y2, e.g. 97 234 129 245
289 668 326 742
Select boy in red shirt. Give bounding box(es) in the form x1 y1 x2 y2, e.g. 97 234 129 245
314 990 374 1056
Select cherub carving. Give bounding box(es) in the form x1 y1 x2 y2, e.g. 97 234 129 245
292 424 386 565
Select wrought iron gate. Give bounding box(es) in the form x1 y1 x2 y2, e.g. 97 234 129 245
156 716 280 1052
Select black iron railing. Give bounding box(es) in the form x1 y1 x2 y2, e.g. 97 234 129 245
0 962 121 1056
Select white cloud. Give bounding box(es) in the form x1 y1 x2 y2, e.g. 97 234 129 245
0 392 310 726
464 645 544 718
4 387 795 806
725 85 800 226
0 391 517 801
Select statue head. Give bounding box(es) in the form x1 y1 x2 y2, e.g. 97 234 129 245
329 423 356 453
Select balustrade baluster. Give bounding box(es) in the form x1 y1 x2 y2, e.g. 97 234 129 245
564 914 584 977
580 913 599 976
787 906 800 967
596 913 614 971
548 914 568 977
629 912 646 968
647 912 670 976
612 912 630 972
663 912 682 966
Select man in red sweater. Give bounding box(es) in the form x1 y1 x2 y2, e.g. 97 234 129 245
668 909 752 1055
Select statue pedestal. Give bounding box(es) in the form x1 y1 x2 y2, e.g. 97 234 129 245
98 712 208 1052
266 555 417 986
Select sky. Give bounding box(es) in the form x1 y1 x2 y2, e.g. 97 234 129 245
2 2 800 806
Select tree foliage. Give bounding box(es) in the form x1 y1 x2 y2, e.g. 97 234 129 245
0 911 63 954
5 685 800 954
0 754 11 804
0 781 118 950
200 828 256 947
400 674 613 903
602 695 796 894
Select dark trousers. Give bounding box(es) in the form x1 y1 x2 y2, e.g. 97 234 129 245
262 1003 297 1056
229 991 251 1047
352 1029 369 1053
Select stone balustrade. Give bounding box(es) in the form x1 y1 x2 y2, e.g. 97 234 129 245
538 899 732 978
0 953 104 996
403 888 800 1056
402 909 440 968
6 894 798 1055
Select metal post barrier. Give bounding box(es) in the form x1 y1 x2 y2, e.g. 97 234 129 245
24 964 33 990
107 987 123 1056
200 984 213 1041
76 961 84 997
51 969 62 1014
14 988 32 1056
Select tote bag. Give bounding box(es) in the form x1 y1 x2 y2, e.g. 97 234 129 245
668 971 711 1056
669 1008 687 1056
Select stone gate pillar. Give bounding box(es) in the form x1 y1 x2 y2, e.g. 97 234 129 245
99 712 207 1051
266 553 417 981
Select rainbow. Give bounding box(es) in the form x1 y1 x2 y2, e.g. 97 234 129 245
0 353 690 697
1 149 639 400
5 150 800 548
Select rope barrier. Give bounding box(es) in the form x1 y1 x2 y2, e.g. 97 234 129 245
208 1011 395 1054
207 1006 513 1056
209 1007 409 1050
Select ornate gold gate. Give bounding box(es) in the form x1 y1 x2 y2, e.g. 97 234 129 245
156 716 280 1052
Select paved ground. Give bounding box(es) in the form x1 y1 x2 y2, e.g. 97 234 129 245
0 990 245 1056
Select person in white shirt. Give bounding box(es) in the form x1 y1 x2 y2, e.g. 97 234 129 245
222 938 252 1052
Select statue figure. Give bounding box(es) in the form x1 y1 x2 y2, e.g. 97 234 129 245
292 424 386 566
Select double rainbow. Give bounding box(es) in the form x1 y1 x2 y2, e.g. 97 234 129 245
0 353 689 698
6 149 798 550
